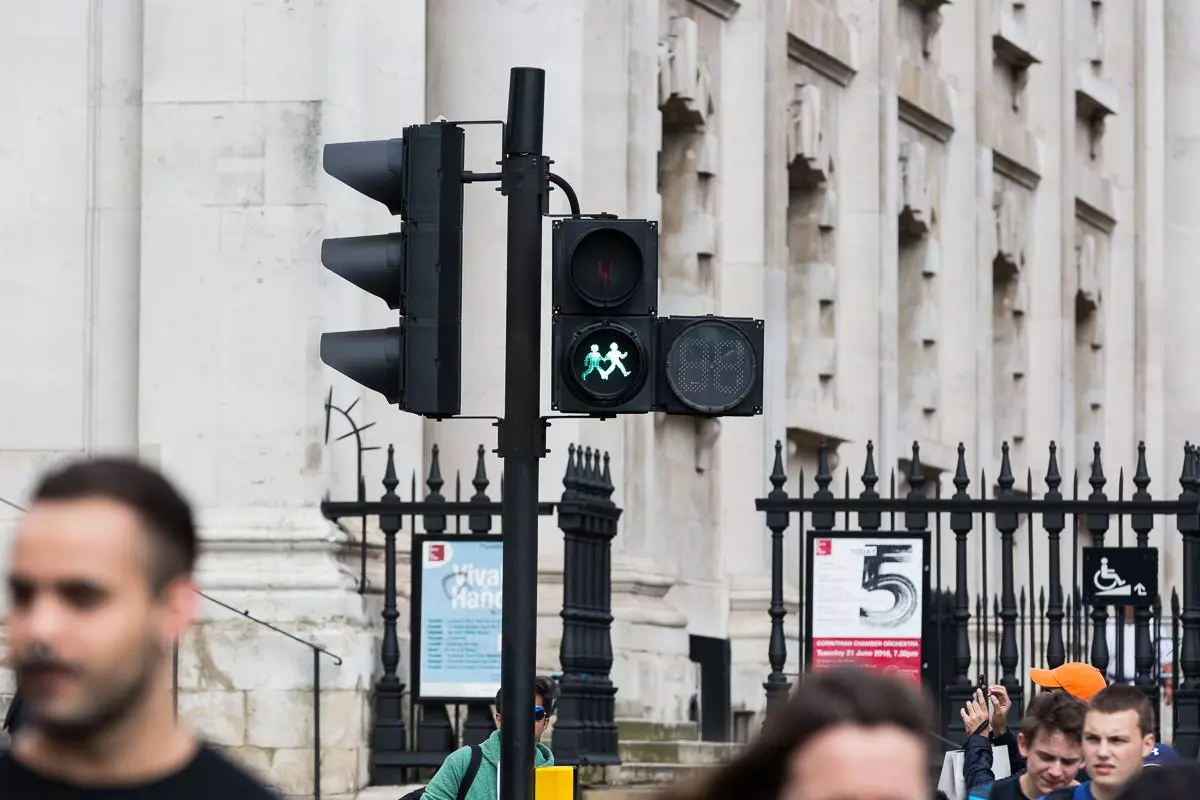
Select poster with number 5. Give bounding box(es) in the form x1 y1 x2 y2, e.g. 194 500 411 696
806 532 928 685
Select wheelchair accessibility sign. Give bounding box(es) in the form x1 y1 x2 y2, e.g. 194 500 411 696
1081 547 1158 607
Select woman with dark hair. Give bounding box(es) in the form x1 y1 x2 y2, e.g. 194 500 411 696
659 667 932 800
1115 763 1200 798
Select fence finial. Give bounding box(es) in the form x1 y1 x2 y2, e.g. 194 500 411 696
815 439 832 491
861 440 878 493
998 442 1015 493
770 440 787 492
907 441 926 496
1089 442 1107 495
426 444 445 497
601 451 614 500
382 445 399 497
1045 441 1062 492
1180 442 1192 490
564 444 579 492
952 443 969 495
1134 441 1150 495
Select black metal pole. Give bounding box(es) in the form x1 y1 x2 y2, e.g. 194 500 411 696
499 66 548 800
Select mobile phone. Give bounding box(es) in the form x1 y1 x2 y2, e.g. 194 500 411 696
969 673 990 737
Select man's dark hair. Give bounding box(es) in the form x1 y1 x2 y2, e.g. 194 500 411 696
494 675 558 716
1088 683 1153 736
1021 689 1086 746
661 667 931 800
32 458 197 593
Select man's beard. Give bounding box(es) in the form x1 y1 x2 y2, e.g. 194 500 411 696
16 637 162 743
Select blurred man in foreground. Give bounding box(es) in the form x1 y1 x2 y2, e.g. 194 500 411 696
0 458 277 798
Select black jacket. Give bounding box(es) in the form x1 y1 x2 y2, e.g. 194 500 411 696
963 730 1027 791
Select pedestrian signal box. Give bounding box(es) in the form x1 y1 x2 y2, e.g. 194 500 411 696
551 218 658 415
550 217 764 418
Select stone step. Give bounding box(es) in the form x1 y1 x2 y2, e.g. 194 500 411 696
603 762 711 787
582 786 662 800
615 719 699 742
618 739 743 766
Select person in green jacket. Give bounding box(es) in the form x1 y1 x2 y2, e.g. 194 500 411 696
423 675 557 800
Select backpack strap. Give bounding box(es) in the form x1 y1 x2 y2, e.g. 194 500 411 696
456 744 483 800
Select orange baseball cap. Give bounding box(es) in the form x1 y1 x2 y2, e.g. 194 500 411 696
1029 662 1107 701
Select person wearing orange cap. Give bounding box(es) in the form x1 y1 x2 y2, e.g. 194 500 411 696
1029 663 1108 702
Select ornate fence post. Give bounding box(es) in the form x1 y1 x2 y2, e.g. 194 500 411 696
415 446 455 760
372 445 407 785
1176 444 1200 757
1043 443 1067 669
554 445 622 766
945 444 974 739
763 440 792 717
1130 443 1159 722
1087 444 1111 675
995 443 1023 727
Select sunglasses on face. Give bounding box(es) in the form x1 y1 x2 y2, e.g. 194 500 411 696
534 705 547 722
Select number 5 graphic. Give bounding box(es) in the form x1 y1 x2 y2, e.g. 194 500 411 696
858 544 919 628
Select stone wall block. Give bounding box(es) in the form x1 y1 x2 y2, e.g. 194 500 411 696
214 744 362 797
178 689 247 747
176 623 367 693
245 689 366 750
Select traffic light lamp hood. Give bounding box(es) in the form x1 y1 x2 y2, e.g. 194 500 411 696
322 139 407 216
319 122 465 418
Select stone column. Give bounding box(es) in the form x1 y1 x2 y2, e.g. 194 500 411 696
137 2 425 795
716 0 782 716
424 0 594 714
0 0 144 725
1135 0 1166 542
1164 2 1200 516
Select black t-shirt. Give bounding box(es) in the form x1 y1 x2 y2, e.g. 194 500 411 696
0 744 278 798
983 774 1035 800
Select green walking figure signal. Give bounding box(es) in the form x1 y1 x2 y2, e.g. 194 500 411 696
581 344 605 381
601 342 630 378
581 342 632 381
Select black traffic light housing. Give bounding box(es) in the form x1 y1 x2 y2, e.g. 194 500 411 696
655 315 764 416
319 122 465 418
551 218 659 415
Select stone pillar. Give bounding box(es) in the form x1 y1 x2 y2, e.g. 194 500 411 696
714 0 782 717
0 3 144 523
137 2 425 795
424 0 593 712
0 0 145 733
1164 0 1200 540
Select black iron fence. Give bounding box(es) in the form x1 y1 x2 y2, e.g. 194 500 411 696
321 441 621 786
755 439 1200 756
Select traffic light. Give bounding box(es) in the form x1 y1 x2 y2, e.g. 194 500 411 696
319 122 465 418
550 218 659 415
655 315 764 416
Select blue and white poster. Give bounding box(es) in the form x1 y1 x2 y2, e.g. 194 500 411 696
417 538 504 700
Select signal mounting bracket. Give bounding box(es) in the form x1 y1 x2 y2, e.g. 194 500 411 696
495 416 550 457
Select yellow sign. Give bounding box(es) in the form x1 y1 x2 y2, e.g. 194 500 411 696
535 765 575 800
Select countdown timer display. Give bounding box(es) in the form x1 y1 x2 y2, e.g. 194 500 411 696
664 319 758 414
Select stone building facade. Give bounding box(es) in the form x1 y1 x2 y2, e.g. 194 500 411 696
2 0 1200 796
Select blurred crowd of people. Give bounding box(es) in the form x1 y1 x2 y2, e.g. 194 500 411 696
658 663 1198 800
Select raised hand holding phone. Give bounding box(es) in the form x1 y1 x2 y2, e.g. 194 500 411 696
987 684 1012 736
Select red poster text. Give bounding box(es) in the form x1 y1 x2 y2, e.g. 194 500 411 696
811 637 922 685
